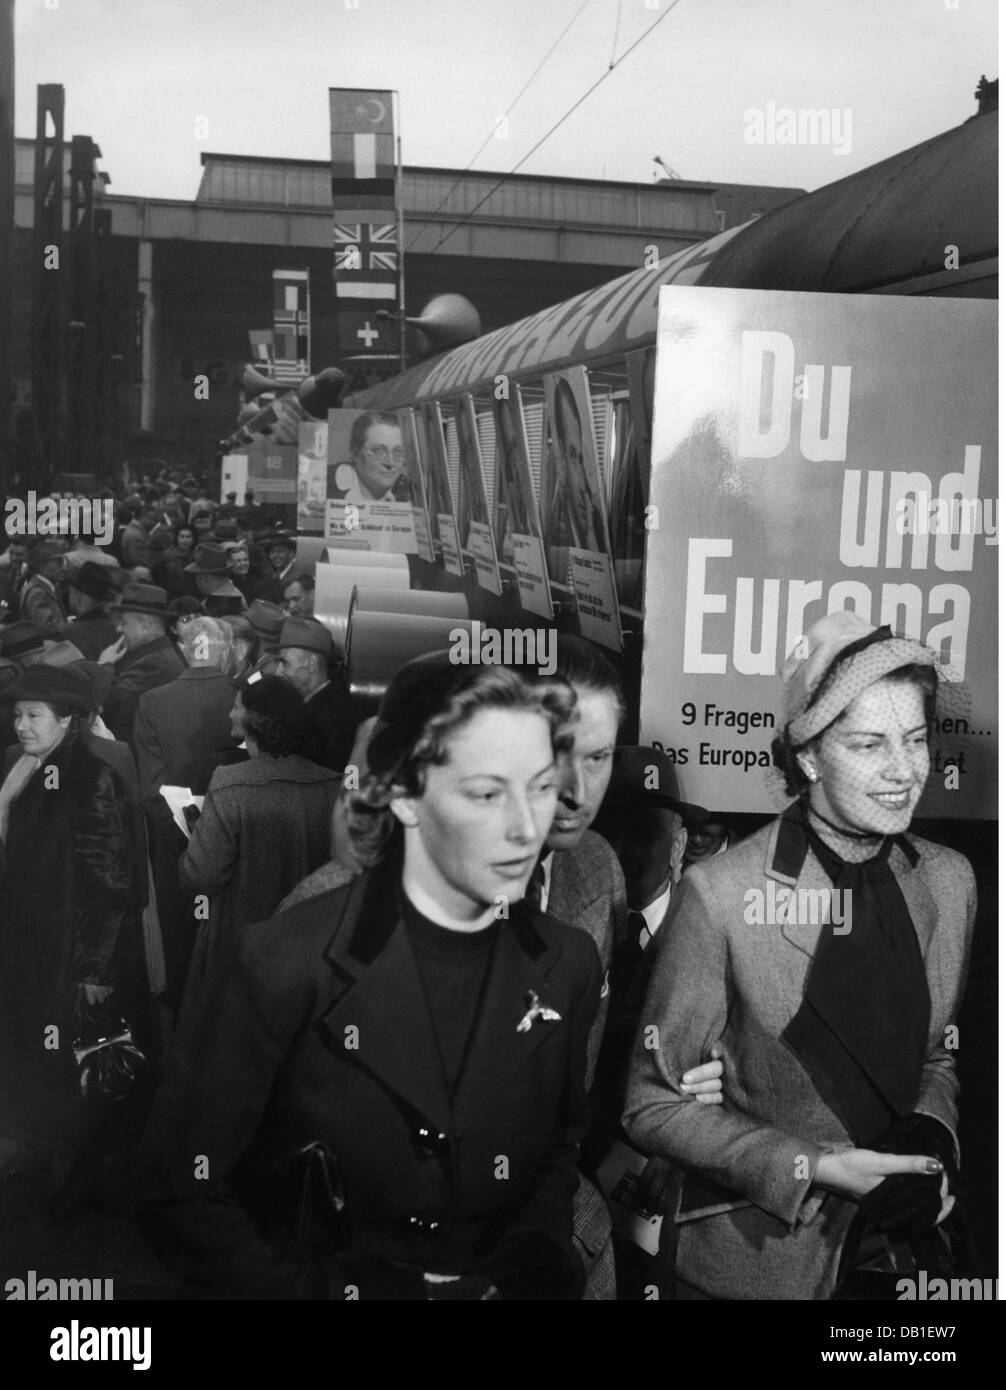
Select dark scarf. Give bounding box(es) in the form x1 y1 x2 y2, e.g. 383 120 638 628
780 801 931 1146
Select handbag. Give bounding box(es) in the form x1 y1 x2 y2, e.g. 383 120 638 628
290 1139 349 1260
831 1192 983 1300
71 995 147 1104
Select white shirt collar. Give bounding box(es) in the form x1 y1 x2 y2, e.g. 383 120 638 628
639 883 673 944
538 850 555 913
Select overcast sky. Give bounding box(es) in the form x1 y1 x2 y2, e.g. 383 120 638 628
13 0 998 201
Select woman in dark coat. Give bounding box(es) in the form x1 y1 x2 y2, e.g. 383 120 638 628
0 665 141 1150
128 656 600 1299
179 675 339 984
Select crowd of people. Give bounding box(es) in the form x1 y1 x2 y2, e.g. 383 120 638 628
0 477 978 1301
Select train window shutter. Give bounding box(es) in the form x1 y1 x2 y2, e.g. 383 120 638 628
590 394 613 497
475 409 496 505
522 401 544 503
444 412 461 509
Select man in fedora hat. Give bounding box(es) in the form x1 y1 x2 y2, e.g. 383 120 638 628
276 616 357 772
19 539 68 634
60 561 122 662
185 542 246 607
244 599 285 677
253 532 297 604
98 583 184 745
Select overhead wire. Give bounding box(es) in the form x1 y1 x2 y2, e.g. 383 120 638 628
425 0 684 255
405 0 592 252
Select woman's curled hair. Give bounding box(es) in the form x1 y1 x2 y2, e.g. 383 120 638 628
345 664 577 868
238 676 316 760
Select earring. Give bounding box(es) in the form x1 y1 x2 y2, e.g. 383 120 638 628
806 769 819 784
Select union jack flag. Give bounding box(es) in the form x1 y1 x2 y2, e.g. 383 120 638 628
333 222 399 273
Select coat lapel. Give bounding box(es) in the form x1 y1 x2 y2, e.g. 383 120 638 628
764 807 822 961
318 861 454 1135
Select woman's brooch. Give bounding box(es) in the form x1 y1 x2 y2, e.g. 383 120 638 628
516 990 562 1033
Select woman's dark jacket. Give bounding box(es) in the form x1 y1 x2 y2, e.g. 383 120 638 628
124 860 602 1299
0 733 139 1031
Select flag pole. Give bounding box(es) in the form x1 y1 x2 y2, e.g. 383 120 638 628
394 89 405 373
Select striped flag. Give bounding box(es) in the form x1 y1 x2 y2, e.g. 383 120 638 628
329 88 395 209
272 269 310 383
330 88 400 350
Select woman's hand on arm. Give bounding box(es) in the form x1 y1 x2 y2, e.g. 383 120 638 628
813 1148 943 1200
680 1040 725 1106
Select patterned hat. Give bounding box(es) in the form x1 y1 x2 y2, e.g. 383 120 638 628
783 613 936 747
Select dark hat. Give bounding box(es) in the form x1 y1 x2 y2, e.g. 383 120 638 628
278 616 332 658
0 621 46 659
246 599 286 644
214 519 239 541
601 745 708 828
202 592 245 617
367 651 488 781
185 542 231 575
226 491 238 501
119 582 169 616
167 596 204 622
234 651 281 684
69 560 120 600
26 539 65 570
6 663 92 712
265 531 296 552
75 660 114 710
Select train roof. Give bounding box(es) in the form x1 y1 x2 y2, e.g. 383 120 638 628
348 107 996 411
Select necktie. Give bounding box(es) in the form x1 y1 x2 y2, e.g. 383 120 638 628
628 908 651 951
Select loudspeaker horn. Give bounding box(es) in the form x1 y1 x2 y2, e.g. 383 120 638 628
241 363 280 401
405 294 482 355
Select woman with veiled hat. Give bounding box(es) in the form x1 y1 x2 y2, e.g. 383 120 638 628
624 613 976 1299
128 654 600 1299
0 665 142 1153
